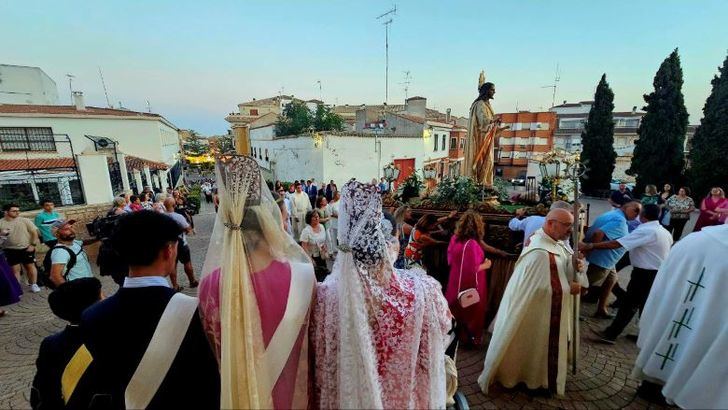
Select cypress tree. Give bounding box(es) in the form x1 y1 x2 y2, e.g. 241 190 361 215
627 48 689 195
688 53 728 198
580 74 616 193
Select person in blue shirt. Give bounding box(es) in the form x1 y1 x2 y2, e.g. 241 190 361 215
34 199 62 248
583 201 642 318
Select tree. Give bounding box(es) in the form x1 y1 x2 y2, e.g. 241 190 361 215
275 101 313 136
313 104 345 132
217 134 235 153
275 101 345 136
580 74 616 193
184 130 208 156
688 53 728 198
627 49 689 195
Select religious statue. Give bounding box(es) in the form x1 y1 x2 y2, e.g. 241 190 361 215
464 71 508 189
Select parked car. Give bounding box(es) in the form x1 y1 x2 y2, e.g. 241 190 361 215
609 179 635 191
510 172 528 186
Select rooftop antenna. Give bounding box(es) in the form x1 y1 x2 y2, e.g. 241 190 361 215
98 67 112 108
146 100 152 113
65 74 75 104
377 5 397 105
541 63 560 109
400 70 412 100
316 80 322 101
278 86 285 97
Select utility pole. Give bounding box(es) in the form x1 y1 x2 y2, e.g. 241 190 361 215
65 74 75 104
377 5 397 104
541 63 560 108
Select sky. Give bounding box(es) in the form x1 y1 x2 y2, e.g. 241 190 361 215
2 0 727 135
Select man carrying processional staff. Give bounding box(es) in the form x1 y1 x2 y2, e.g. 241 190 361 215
464 71 509 189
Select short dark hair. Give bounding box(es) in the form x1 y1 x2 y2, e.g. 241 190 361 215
641 204 661 221
2 203 19 211
294 181 301 187
48 277 102 323
679 186 691 196
111 211 181 267
41 199 54 205
130 195 138 203
316 196 326 208
305 210 318 225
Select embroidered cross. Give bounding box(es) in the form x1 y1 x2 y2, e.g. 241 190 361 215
669 307 694 339
656 343 679 370
683 267 706 303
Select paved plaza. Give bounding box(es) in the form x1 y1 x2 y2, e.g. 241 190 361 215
0 200 684 409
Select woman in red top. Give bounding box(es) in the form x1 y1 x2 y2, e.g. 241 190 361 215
694 187 728 231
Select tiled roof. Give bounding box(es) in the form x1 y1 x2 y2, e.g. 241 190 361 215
121 155 168 171
391 113 426 124
0 158 75 171
0 104 162 118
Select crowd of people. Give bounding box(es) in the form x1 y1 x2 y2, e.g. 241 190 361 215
1 163 725 408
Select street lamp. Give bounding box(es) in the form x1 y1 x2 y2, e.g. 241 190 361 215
538 158 561 202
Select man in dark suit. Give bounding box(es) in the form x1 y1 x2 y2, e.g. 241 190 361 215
31 277 102 410
77 211 220 409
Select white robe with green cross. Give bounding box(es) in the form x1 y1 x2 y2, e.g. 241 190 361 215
632 223 728 409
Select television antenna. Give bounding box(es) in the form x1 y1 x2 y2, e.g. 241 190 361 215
400 70 412 100
541 63 561 108
98 67 112 108
377 5 397 104
65 74 75 104
316 80 322 101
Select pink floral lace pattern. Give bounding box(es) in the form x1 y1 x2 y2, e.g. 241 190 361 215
312 180 452 409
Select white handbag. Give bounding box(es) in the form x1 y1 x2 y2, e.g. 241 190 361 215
456 240 481 308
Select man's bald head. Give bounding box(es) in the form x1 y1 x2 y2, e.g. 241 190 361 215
163 197 176 211
544 208 574 241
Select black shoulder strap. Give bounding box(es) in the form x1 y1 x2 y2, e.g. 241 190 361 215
51 245 79 276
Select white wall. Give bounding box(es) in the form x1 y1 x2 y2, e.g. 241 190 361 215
250 135 324 183
0 65 59 105
76 153 114 204
0 115 180 165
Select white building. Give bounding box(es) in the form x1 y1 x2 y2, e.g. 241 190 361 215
0 94 181 206
243 96 454 186
550 101 644 182
0 64 60 105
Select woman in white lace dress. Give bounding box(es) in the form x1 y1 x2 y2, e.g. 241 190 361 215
312 180 453 409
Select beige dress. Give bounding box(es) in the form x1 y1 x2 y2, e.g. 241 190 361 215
465 99 496 187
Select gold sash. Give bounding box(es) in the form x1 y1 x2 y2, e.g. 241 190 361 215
61 344 93 404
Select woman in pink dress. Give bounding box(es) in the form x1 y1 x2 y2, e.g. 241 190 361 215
693 187 728 232
446 210 492 347
198 155 316 409
312 180 453 409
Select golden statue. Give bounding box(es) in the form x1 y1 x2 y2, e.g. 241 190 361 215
464 70 507 189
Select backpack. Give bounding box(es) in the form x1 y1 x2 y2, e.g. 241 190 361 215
40 245 82 289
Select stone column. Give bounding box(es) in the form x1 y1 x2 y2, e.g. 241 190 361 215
57 178 73 205
143 166 153 190
76 153 114 205
133 170 143 194
234 125 250 155
158 169 168 190
116 152 131 193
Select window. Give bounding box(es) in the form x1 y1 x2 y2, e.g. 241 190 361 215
253 147 257 157
433 134 438 151
265 148 269 161
451 138 457 150
249 109 259 116
441 135 446 151
460 138 466 149
0 127 55 151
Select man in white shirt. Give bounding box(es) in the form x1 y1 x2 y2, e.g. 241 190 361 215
580 204 673 343
509 201 571 248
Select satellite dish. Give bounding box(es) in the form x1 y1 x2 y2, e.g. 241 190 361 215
97 138 110 148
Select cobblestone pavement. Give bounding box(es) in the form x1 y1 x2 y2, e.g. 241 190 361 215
1 201 674 409
457 301 674 409
0 204 216 410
